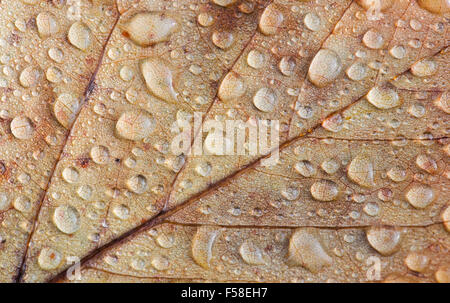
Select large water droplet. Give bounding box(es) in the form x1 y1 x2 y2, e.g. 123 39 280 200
68 22 91 50
348 154 375 187
239 241 265 265
288 228 332 273
10 116 34 140
253 87 277 112
310 179 338 201
308 49 342 87
126 174 148 194
53 93 79 128
116 110 154 141
192 226 220 269
122 13 178 47
366 86 400 109
36 12 59 38
259 4 284 35
363 29 384 49
38 247 62 270
218 72 245 102
366 226 401 256
53 204 81 234
141 58 178 103
405 184 434 209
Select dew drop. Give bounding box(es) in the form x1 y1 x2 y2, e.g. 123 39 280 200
126 174 148 194
366 226 401 256
288 228 332 273
141 58 178 102
53 204 81 234
405 184 434 209
253 87 277 112
68 21 91 50
366 86 401 109
310 179 338 201
10 116 34 140
116 110 154 141
259 4 284 35
122 13 178 47
53 93 79 128
308 49 342 87
38 247 62 270
62 166 79 184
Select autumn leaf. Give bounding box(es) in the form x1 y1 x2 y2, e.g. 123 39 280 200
0 0 448 283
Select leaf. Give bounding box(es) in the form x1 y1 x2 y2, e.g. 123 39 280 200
0 0 448 283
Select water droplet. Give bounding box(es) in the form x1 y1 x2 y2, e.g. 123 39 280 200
48 47 64 63
308 49 342 87
417 0 450 14
321 159 340 174
253 87 277 112
389 45 406 59
122 12 178 47
387 166 407 182
119 65 134 82
141 58 178 102
346 62 368 81
408 103 425 118
366 86 401 109
288 228 332 273
348 153 375 187
247 50 264 69
363 202 380 216
38 247 62 270
416 154 438 174
53 205 80 234
435 265 450 283
304 12 321 31
151 255 169 270
212 0 237 7
36 12 59 38
411 59 437 77
279 56 296 76
363 29 384 49
405 184 434 209
0 193 10 211
68 21 91 50
13 196 31 213
366 226 401 256
126 174 148 194
310 179 338 201
77 185 93 200
405 252 429 272
197 12 214 27
19 66 40 87
259 4 284 35
10 116 34 139
281 187 299 201
356 0 393 11
116 110 154 141
218 72 245 102
62 166 79 184
112 204 130 220
196 162 212 177
212 31 234 49
442 206 450 232
295 160 316 177
156 234 174 248
322 113 343 132
53 93 79 128
192 226 220 269
239 241 265 265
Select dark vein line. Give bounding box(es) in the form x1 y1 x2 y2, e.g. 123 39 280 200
15 12 121 283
